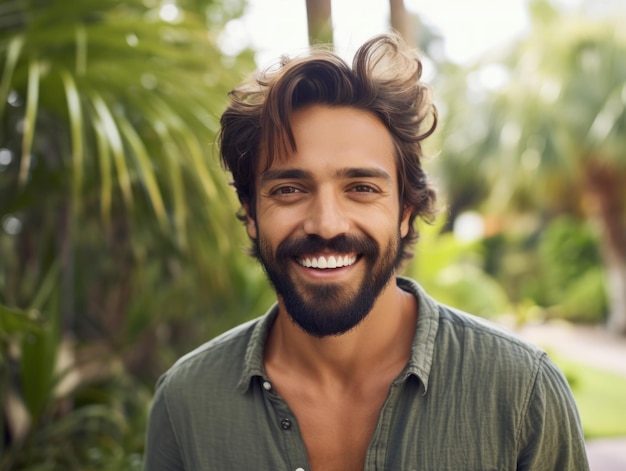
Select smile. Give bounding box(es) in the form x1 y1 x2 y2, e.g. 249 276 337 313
296 254 358 269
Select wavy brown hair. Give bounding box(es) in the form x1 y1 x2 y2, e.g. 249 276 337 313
219 33 438 265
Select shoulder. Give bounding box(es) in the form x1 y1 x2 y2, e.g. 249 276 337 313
400 276 546 388
437 302 544 362
400 275 545 368
430 302 552 399
156 314 266 396
432 304 577 419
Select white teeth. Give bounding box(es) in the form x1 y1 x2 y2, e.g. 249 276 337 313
298 255 357 269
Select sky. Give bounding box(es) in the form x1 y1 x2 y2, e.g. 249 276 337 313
221 0 587 69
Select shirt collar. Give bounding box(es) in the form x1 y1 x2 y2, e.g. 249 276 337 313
237 304 278 392
395 276 439 394
237 276 440 394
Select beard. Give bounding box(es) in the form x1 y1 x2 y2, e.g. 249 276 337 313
253 231 403 338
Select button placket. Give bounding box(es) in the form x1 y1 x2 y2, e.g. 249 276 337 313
259 377 309 470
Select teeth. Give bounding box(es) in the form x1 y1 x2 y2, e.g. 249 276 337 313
298 255 357 269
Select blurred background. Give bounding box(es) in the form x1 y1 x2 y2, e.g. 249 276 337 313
1 0 625 468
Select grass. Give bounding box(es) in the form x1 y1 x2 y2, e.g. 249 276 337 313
548 351 626 439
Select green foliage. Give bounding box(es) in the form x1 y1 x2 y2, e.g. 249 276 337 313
536 216 607 323
432 1 625 330
0 371 151 471
558 267 607 323
475 215 607 324
0 0 267 468
0 304 43 339
404 216 512 319
538 216 603 294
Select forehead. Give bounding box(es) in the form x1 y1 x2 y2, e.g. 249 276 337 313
262 105 397 177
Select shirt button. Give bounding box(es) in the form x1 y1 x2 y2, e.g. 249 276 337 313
295 468 305 471
280 418 292 430
262 381 272 391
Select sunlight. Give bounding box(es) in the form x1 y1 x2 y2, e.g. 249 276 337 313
159 3 180 23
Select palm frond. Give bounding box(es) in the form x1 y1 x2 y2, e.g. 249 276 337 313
19 59 39 187
60 69 84 208
0 35 23 117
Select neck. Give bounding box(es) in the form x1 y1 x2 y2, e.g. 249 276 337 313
264 276 418 387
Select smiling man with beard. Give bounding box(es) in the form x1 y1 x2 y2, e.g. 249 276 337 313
143 34 589 471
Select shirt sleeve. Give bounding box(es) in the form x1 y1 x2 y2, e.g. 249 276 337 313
143 375 185 471
516 353 590 470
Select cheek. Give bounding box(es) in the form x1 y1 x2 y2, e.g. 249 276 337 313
254 207 300 244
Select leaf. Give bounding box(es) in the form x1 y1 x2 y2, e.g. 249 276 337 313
18 260 62 419
20 321 59 421
0 304 43 337
117 116 168 230
587 86 624 147
93 111 113 228
60 70 84 211
19 60 40 187
91 93 134 208
164 136 186 247
0 35 24 118
75 24 87 76
183 129 219 201
29 258 61 311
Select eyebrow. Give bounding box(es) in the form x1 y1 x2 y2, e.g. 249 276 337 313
260 167 392 183
336 167 392 181
260 168 311 183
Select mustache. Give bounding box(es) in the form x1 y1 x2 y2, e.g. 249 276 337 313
276 234 379 259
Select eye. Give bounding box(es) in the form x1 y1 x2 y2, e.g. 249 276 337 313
271 186 303 196
350 184 378 193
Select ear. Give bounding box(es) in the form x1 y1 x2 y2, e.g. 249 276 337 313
243 203 257 239
400 205 413 238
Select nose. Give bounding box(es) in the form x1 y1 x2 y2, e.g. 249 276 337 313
302 189 350 240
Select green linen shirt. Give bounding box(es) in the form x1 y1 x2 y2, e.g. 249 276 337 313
143 277 589 470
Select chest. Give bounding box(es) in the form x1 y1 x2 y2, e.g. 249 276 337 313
177 375 520 471
276 380 391 471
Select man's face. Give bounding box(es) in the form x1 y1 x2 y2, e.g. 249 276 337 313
247 105 412 338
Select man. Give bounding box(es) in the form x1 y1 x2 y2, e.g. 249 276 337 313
143 34 589 470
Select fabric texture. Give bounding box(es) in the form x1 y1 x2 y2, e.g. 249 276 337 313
143 277 589 470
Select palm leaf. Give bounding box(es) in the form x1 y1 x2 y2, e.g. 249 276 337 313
90 93 134 208
60 69 84 209
0 35 23 117
18 59 39 187
92 112 113 228
117 115 168 231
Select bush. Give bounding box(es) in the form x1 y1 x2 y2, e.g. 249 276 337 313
405 217 512 319
537 216 607 323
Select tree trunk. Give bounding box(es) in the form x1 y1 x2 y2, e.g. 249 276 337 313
305 0 333 46
389 0 416 47
584 162 626 335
